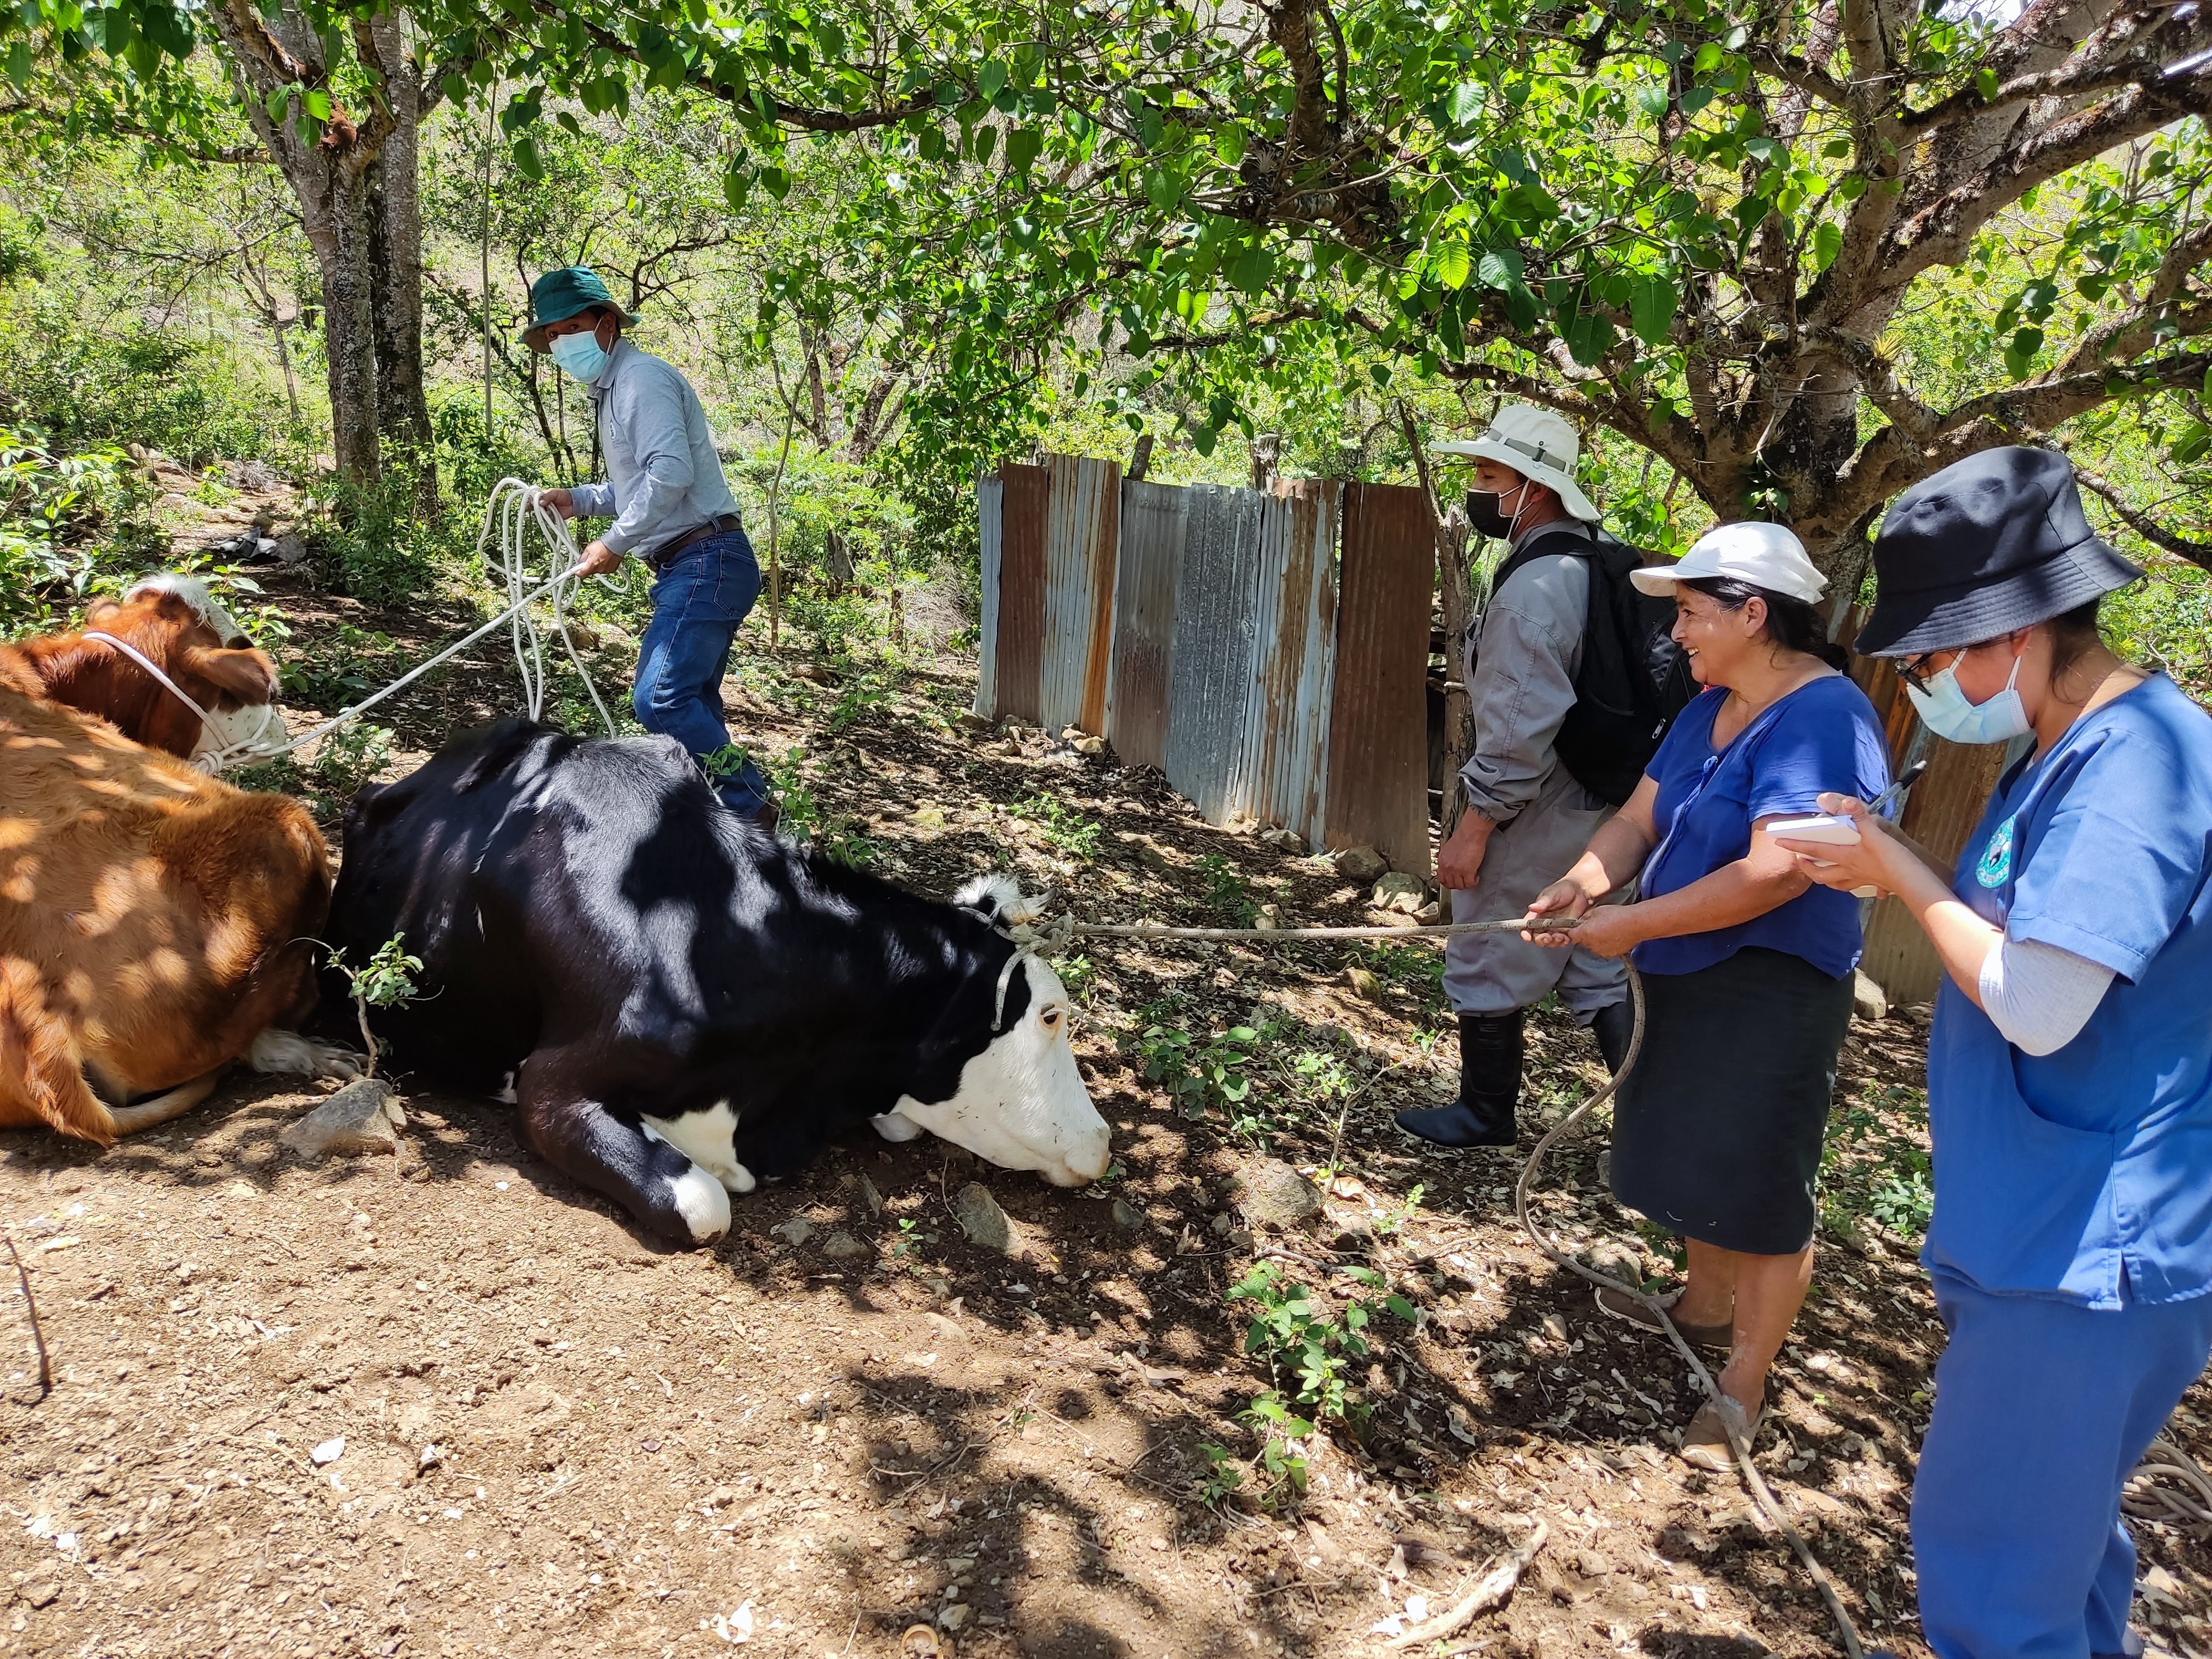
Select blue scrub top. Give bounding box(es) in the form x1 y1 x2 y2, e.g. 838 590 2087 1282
1924 672 2212 1310
1633 677 1892 978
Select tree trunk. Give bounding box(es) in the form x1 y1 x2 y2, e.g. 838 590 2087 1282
211 0 390 484
362 12 436 514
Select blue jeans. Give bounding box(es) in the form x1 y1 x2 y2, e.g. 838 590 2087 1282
1914 1266 2212 1659
633 530 774 816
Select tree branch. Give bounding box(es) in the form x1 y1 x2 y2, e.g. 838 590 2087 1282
2073 465 2212 573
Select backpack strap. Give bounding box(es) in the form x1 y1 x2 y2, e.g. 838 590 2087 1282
1484 520 1598 606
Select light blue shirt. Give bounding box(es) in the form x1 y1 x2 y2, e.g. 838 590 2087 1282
1925 673 2212 1308
567 338 742 560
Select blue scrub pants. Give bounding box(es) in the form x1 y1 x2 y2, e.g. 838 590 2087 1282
634 530 774 816
1914 1267 2212 1659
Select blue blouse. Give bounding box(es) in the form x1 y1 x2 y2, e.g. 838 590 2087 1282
1633 678 1891 979
1923 674 2212 1308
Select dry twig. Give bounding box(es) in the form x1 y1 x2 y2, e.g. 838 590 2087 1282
4 1232 51 1400
1385 1521 1548 1649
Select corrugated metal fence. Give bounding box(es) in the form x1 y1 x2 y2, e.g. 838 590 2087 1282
977 457 1433 873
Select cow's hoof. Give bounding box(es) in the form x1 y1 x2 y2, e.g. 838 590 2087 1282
664 1162 733 1245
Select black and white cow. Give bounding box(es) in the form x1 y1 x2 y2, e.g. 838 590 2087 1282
319 718 1109 1246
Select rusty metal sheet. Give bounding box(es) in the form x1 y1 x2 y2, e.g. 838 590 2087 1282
1326 482 1434 874
1105 479 1186 770
1237 481 1340 848
1039 455 1120 734
974 473 1003 718
991 461 1049 724
1164 485 1264 823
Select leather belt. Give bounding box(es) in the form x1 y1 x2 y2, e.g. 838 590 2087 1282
648 513 742 568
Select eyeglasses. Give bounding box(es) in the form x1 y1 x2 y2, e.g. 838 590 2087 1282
1893 647 1965 690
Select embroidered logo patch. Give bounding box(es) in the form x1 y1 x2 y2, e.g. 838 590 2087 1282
1976 815 2016 889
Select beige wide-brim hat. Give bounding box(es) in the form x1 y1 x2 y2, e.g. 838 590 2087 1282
1432 404 1601 522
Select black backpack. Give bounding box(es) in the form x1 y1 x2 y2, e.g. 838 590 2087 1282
1483 521 1698 807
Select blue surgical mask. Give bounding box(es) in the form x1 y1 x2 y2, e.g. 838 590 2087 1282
549 330 609 383
1906 652 2031 745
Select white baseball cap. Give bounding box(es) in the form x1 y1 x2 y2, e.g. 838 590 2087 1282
1629 520 1827 604
1431 405 1600 523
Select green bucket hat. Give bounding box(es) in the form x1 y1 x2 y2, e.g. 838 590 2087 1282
520 265 641 353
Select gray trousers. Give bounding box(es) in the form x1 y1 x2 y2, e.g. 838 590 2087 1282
1443 766 1627 1021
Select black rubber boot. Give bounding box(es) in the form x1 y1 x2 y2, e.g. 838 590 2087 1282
1395 1011 1524 1147
1590 998 1635 1075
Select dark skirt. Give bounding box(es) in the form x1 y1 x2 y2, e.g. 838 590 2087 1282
1610 946 1855 1255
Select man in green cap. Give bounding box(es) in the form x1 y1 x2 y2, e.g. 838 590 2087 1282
524 263 776 825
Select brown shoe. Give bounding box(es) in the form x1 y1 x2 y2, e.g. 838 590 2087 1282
1680 1397 1764 1472
1593 1284 1733 1352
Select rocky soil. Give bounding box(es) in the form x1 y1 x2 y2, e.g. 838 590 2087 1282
4 557 2209 1659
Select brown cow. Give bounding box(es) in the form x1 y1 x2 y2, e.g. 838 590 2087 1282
0 575 286 765
0 684 353 1144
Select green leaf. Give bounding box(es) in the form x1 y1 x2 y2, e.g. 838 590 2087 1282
1812 221 1843 272
1230 246 1274 295
302 88 331 122
1562 309 1616 366
1433 239 1471 290
2003 325 2043 380
1005 125 1042 175
1446 82 1481 126
978 60 1007 100
1477 247 1522 289
2173 421 2210 466
1629 275 1677 346
1215 123 1246 166
510 136 544 182
4 39 28 90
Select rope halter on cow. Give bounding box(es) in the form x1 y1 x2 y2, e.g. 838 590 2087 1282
79 629 292 775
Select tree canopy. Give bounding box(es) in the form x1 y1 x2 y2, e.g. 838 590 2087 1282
10 0 2211 564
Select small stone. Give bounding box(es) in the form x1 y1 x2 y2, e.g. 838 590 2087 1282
1224 1159 1322 1228
857 1172 884 1218
1345 967 1385 1003
280 1079 403 1159
1371 873 1427 914
1110 1198 1145 1231
957 711 994 733
1074 735 1107 758
822 1230 868 1262
1853 971 1888 1022
770 1217 814 1246
1577 1551 1613 1578
706 1485 738 1509
952 1183 1014 1252
20 1579 58 1609
1333 845 1389 881
938 1603 972 1632
1256 903 1281 930
269 531 309 566
1258 827 1308 855
311 1437 346 1466
1414 901 1442 924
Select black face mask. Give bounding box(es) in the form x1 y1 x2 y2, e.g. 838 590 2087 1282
1465 484 1527 541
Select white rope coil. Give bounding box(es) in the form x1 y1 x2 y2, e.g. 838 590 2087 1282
238 478 614 769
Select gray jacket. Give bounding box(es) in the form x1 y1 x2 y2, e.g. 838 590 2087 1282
568 339 743 561
1459 522 1593 825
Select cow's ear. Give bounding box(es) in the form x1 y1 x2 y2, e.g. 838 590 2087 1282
953 873 1026 924
180 644 279 708
82 599 124 629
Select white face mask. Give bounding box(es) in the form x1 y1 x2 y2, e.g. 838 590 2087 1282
1906 651 2032 745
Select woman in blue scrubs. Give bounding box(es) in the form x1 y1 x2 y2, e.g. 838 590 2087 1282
1784 447 2212 1659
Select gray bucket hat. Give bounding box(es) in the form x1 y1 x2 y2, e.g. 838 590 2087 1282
1855 447 2142 657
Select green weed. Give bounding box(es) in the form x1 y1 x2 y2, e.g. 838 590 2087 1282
1198 852 1258 926
307 722 394 797
1137 1021 1259 1118
1819 1082 1937 1241
1017 793 1102 860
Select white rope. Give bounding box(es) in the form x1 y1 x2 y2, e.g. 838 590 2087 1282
249 478 614 768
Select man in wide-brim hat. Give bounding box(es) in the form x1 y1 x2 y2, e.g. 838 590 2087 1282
526 264 776 825
1391 404 1636 1151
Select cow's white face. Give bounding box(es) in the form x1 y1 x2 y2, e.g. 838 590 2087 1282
883 957 1110 1186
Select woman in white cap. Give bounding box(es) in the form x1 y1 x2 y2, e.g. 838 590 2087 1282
1525 520 1891 1466
1781 447 2212 1659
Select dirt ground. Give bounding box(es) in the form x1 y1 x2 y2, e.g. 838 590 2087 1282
4 559 2210 1659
